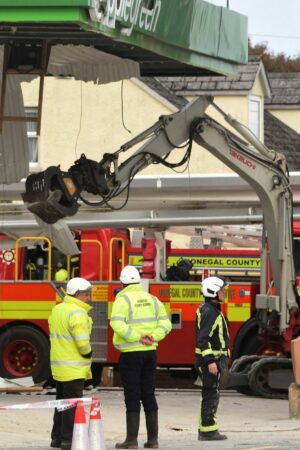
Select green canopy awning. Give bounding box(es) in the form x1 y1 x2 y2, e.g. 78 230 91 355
0 0 248 76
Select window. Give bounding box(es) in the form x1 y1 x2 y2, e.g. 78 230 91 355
249 96 261 139
25 107 39 166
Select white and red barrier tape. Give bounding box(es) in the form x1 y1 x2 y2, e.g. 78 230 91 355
0 397 93 412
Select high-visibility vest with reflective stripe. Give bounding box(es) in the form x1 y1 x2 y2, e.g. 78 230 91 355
110 283 171 352
195 299 229 366
48 294 93 381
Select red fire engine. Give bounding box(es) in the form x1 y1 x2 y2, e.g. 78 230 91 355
0 226 270 384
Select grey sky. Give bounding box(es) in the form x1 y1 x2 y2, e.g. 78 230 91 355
210 0 300 57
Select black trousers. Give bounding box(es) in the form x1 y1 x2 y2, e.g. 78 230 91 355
51 378 85 443
198 366 220 433
119 350 158 413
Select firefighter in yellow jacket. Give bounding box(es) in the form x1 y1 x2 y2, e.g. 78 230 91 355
110 265 172 449
48 277 93 450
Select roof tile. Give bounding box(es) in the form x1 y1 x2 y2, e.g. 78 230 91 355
156 60 260 95
266 73 300 106
264 110 300 170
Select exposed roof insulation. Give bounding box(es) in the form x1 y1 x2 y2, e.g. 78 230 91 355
0 45 30 183
48 45 140 84
0 44 140 185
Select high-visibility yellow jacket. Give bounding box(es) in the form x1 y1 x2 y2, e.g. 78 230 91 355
48 294 93 381
110 283 171 352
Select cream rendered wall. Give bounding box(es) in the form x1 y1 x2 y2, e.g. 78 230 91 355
21 73 265 177
268 109 300 134
22 77 172 173
252 74 265 98
185 94 249 175
22 76 234 176
21 72 266 177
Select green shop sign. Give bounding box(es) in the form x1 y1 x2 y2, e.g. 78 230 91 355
86 0 247 69
89 0 162 35
0 1 88 5
0 0 248 75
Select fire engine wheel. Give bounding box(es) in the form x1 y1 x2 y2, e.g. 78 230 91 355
233 319 285 360
248 357 292 399
232 319 260 361
0 326 50 383
230 355 263 396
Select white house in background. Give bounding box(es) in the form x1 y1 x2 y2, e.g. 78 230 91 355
156 56 271 174
265 72 300 134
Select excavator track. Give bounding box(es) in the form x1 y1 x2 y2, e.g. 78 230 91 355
224 355 295 399
248 357 293 399
229 355 262 396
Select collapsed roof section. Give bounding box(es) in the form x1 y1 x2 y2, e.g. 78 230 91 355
0 43 140 184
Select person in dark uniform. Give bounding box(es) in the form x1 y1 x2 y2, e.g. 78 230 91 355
195 276 230 441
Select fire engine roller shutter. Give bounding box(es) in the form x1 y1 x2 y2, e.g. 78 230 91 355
90 283 109 361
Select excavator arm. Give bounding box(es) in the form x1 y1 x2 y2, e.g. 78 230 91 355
192 114 297 333
22 94 298 334
22 95 211 223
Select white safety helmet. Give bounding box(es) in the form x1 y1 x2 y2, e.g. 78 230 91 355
120 265 141 284
66 277 92 295
201 276 226 298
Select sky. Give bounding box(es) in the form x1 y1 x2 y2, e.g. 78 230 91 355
210 0 300 57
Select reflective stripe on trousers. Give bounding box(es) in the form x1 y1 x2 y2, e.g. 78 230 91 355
198 365 220 433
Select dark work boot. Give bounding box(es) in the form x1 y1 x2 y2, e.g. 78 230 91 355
50 439 61 448
198 430 227 441
144 411 159 448
60 441 72 450
115 411 140 449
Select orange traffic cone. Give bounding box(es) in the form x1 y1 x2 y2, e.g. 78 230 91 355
71 401 89 450
88 396 106 450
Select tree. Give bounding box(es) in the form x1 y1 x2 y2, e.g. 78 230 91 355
249 40 300 72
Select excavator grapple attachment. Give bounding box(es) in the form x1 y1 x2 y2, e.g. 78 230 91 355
22 166 79 224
